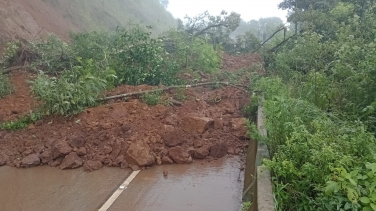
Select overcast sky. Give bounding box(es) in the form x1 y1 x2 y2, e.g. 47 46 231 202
167 0 288 22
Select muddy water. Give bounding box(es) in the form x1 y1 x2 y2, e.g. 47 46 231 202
0 166 131 211
109 156 244 211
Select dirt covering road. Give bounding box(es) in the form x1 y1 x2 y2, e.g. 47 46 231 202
0 54 261 173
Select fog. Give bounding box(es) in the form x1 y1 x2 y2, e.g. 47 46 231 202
167 0 288 22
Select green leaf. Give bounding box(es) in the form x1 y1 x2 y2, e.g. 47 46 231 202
360 197 371 204
325 181 340 194
371 203 376 211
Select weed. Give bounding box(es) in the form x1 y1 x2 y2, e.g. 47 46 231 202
140 90 162 106
0 74 13 98
175 87 186 101
1 111 43 130
241 201 252 211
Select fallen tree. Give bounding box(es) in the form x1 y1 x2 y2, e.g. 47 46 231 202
99 81 248 101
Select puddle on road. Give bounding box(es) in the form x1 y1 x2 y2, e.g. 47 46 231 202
109 156 244 211
0 166 130 211
0 156 244 211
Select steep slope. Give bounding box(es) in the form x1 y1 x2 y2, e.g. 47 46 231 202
0 0 175 45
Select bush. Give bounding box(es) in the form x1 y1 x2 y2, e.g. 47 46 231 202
31 59 113 115
253 76 376 211
164 30 221 73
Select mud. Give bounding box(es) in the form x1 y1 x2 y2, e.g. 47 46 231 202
222 53 262 71
0 166 131 211
0 54 258 172
109 156 244 211
0 71 36 123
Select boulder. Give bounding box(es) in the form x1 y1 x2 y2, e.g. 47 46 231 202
21 154 40 167
163 131 184 147
182 114 213 134
210 144 228 158
162 156 174 164
52 140 72 159
125 141 155 167
168 146 192 164
230 118 249 139
60 152 83 170
84 160 103 172
40 150 53 164
189 148 209 159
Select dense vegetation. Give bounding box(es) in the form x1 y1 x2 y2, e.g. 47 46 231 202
251 0 376 210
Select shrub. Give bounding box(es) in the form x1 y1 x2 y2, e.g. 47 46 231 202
31 59 113 115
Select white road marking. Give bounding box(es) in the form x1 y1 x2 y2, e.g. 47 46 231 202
98 170 140 211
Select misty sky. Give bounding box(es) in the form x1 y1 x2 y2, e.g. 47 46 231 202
167 0 288 22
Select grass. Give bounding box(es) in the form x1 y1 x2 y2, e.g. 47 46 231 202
0 74 13 98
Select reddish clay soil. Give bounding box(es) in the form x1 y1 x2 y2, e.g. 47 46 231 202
222 53 262 71
0 71 36 123
0 54 260 172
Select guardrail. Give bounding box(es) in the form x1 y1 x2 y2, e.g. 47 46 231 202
242 104 274 211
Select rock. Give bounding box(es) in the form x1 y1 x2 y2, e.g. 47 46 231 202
93 154 106 163
21 154 40 167
168 146 192 164
163 170 168 177
115 155 125 164
22 149 33 156
77 147 87 156
60 152 83 170
227 147 235 155
129 164 140 171
33 143 45 154
234 148 242 155
110 139 123 157
163 131 184 147
52 141 72 159
210 144 228 158
120 161 129 169
189 148 209 159
103 145 113 154
48 157 64 167
162 156 174 164
230 118 249 139
182 114 214 134
84 160 103 172
0 156 6 166
193 139 203 148
68 136 86 148
125 141 155 167
156 156 162 165
40 150 53 164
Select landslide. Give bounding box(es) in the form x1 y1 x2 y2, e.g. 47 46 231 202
0 54 260 171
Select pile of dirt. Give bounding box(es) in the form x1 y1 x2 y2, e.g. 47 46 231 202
222 53 262 71
0 54 259 172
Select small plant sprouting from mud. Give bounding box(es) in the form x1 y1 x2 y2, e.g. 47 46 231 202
140 90 162 106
